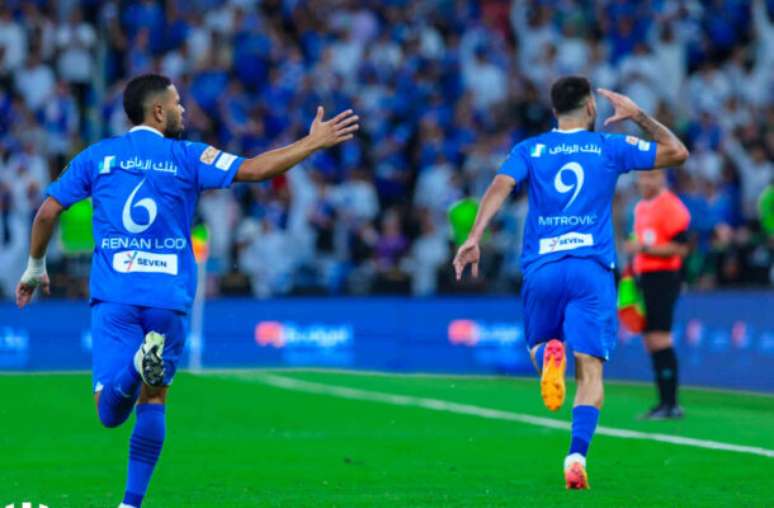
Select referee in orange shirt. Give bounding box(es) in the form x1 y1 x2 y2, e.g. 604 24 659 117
627 170 691 420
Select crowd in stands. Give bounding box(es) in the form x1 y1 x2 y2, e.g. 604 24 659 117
0 0 772 300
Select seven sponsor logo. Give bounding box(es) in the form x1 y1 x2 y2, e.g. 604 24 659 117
112 250 179 275
5 503 49 508
538 231 594 255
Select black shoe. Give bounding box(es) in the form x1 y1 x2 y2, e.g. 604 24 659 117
666 405 684 419
640 404 684 421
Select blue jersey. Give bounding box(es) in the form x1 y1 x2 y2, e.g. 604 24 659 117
47 126 245 312
499 128 657 275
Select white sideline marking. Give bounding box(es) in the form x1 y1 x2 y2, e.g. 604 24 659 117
250 374 774 459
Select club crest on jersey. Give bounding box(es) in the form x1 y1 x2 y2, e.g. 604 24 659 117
626 135 639 145
530 144 546 158
200 146 220 165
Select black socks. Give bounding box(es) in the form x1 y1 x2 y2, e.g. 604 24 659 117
651 347 678 407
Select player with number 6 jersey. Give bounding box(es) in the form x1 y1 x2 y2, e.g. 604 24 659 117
452 76 689 489
14 74 359 508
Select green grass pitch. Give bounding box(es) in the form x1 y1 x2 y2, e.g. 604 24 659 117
1 369 773 507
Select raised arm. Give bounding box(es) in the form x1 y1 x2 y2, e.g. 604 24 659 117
16 197 65 308
597 88 689 169
453 174 516 280
234 107 359 182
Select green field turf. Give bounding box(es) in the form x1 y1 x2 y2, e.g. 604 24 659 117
1 369 773 507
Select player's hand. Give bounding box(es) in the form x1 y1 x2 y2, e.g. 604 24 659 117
308 106 360 149
624 240 642 255
597 88 641 127
453 239 481 281
15 271 50 309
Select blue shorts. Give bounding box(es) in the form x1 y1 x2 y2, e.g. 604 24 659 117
91 301 187 392
521 257 617 360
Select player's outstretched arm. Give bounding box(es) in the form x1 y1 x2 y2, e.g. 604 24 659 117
597 88 689 169
16 197 64 308
453 174 515 280
234 106 359 182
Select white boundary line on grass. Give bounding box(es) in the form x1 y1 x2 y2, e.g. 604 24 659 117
203 367 774 399
245 373 774 459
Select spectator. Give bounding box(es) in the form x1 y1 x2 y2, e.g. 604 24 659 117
56 8 96 112
14 51 55 113
0 0 772 299
408 209 449 296
0 7 27 74
724 137 774 220
463 47 507 112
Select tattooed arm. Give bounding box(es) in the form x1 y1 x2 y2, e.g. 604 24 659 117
597 88 689 168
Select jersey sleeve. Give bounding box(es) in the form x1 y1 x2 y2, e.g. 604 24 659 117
664 195 691 239
184 141 245 191
46 148 93 208
497 142 530 182
606 134 657 173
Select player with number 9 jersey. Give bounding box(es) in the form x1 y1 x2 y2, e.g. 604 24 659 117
499 128 656 277
452 76 689 489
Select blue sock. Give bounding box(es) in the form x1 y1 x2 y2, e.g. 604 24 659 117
124 403 166 507
98 362 141 428
569 405 600 457
534 343 547 373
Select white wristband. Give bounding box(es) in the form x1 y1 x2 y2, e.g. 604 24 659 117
22 255 47 282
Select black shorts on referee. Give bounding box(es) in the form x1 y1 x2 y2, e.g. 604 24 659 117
637 270 681 333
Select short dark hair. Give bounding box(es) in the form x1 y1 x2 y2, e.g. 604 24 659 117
550 76 592 115
123 74 172 125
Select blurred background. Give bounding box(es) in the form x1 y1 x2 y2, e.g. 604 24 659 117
0 0 772 390
0 0 772 300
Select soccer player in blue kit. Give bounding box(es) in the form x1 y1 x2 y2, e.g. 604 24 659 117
15 74 359 507
453 76 688 489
